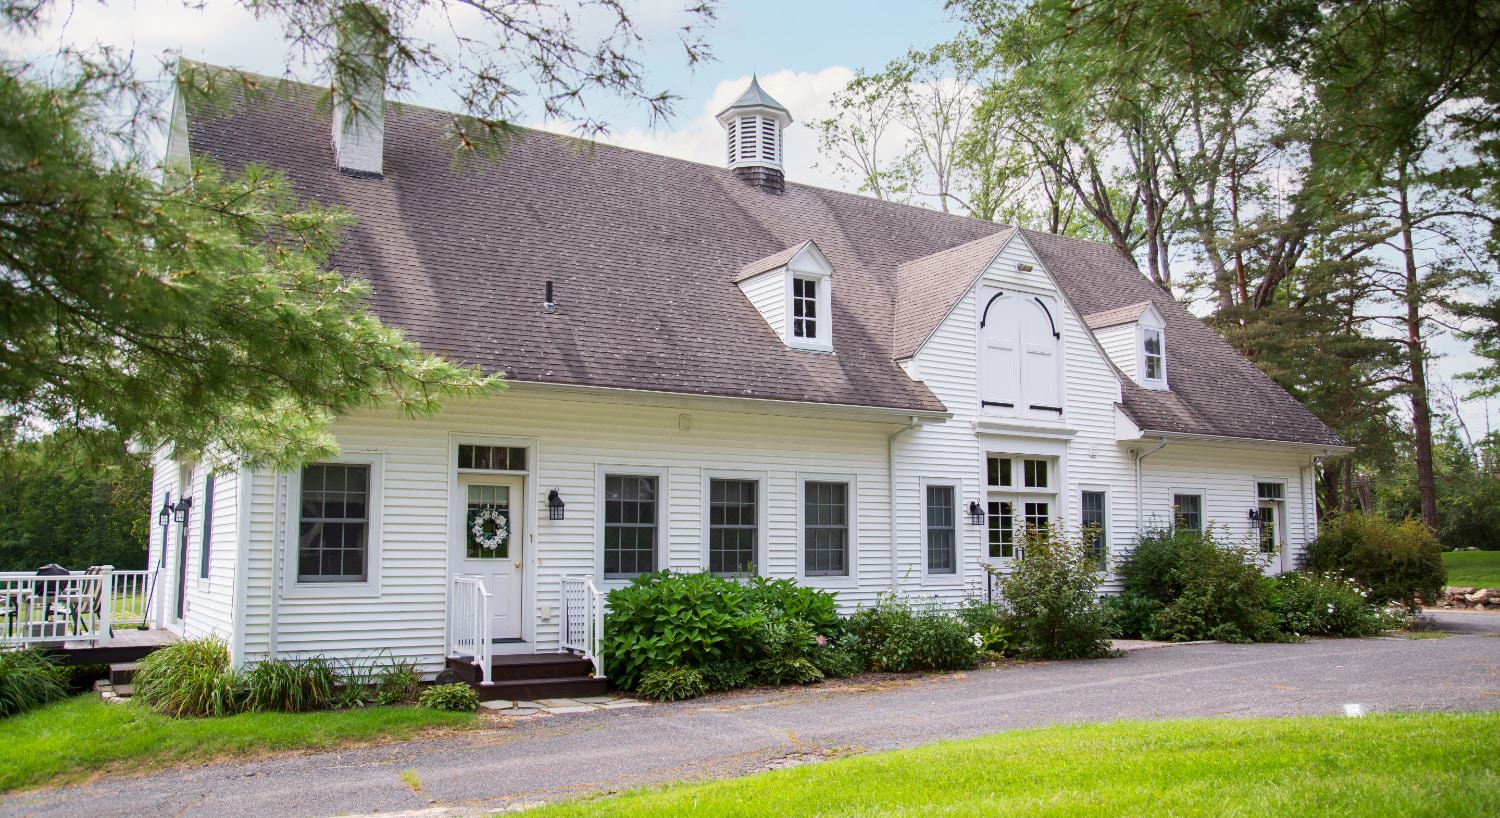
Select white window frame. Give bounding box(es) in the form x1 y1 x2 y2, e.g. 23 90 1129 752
797 472 857 586
1254 477 1289 552
1139 325 1167 390
596 464 669 587
919 478 963 581
1170 488 1206 533
283 452 384 600
1080 486 1110 573
785 259 833 352
701 469 768 577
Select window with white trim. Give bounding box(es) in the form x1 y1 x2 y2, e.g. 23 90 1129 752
708 478 757 576
987 455 1012 488
1081 490 1107 570
604 474 658 578
988 500 1015 559
1142 327 1166 386
1023 459 1048 489
1172 493 1203 532
803 481 849 576
297 463 370 582
792 277 818 339
925 484 957 575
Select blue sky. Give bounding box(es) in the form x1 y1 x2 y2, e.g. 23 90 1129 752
4 0 1493 441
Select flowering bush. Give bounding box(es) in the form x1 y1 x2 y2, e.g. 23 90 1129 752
846 596 979 672
1269 572 1403 637
1304 514 1445 606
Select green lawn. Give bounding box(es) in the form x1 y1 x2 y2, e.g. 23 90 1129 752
0 695 475 792
528 713 1500 817
1443 550 1500 588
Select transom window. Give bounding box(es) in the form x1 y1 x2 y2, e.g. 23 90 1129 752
987 456 1012 488
792 277 818 339
1023 459 1049 489
925 485 956 575
1257 482 1284 501
604 475 658 578
1081 490 1107 570
298 463 370 583
804 481 849 577
708 478 758 576
457 445 527 472
1172 493 1203 532
1143 328 1165 383
988 500 1015 559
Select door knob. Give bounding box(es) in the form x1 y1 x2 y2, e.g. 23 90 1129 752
513 560 522 569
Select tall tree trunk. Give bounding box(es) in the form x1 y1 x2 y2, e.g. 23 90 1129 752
1397 163 1440 532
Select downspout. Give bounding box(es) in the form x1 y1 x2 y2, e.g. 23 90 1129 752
268 471 283 660
888 416 921 595
1134 437 1169 538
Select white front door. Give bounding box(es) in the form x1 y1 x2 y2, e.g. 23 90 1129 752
454 475 525 641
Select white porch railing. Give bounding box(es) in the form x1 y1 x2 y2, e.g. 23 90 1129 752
560 575 606 680
448 575 493 685
0 567 157 649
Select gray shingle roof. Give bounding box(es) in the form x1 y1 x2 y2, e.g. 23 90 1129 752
182 76 1341 446
1083 301 1154 330
734 242 810 283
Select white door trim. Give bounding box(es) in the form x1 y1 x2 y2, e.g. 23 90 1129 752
447 435 538 655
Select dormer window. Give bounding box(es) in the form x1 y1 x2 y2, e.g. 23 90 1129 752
792 277 818 339
1143 328 1164 382
735 240 834 352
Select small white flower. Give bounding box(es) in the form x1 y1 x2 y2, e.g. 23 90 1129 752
971 632 984 650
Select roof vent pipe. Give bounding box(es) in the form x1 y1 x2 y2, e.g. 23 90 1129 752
543 280 557 314
331 3 391 178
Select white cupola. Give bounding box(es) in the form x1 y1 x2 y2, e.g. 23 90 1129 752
716 76 792 192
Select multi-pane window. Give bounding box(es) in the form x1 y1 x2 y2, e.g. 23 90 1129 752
1257 482 1284 554
604 475 658 578
1081 491 1107 570
457 445 526 471
298 464 370 582
988 500 1015 559
1143 329 1165 382
200 474 215 579
925 485 957 575
804 481 849 576
792 277 818 339
465 483 513 559
708 479 758 575
1257 482 1284 501
1023 459 1048 489
987 456 1012 487
1173 493 1203 532
1024 501 1050 533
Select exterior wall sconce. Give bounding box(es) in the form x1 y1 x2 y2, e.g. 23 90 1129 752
548 488 565 521
157 491 173 528
171 495 193 524
1248 508 1261 525
967 501 986 526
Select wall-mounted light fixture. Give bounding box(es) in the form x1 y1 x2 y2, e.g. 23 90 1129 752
1248 508 1261 525
548 488 566 521
967 501 986 526
172 495 193 524
157 491 173 528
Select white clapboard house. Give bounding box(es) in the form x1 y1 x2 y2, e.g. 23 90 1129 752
139 67 1348 695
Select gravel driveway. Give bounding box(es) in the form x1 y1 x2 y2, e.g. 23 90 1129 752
5 610 1497 818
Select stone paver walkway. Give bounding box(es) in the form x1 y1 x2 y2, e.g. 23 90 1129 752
479 696 648 716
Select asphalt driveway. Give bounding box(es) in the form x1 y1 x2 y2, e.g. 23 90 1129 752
5 610 1498 818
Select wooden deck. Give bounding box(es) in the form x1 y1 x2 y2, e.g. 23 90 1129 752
47 628 178 666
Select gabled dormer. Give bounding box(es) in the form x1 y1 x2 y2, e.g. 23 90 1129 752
1085 301 1168 390
735 240 833 352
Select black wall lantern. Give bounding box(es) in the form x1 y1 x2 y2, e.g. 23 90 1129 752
1248 508 1262 525
967 501 986 526
547 488 566 521
157 491 174 528
172 495 193 524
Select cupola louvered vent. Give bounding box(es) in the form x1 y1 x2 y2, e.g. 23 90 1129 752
716 76 792 193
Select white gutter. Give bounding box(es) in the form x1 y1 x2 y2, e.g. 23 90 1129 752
1134 438 1169 538
888 416 921 595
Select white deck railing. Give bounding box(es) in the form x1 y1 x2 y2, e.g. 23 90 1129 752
448 575 493 685
560 575 606 680
0 567 157 649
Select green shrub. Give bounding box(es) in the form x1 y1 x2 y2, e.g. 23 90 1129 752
374 659 424 705
810 643 864 679
1114 526 1281 643
134 637 243 718
1269 572 1403 637
637 666 708 701
1305 514 1445 606
1438 477 1500 552
242 657 336 713
419 683 479 712
601 571 843 691
748 614 823 686
0 648 68 718
1102 592 1164 639
601 571 757 690
701 659 754 693
847 597 979 673
994 527 1113 659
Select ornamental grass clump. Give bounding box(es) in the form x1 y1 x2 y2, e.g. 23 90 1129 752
242 656 335 713
0 648 68 718
134 636 243 718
